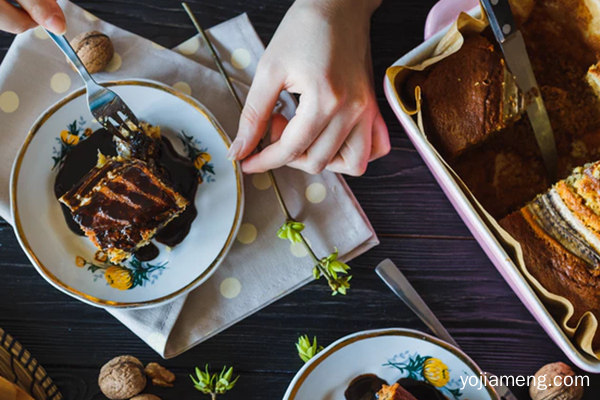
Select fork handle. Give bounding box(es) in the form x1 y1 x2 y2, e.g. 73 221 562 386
45 30 96 86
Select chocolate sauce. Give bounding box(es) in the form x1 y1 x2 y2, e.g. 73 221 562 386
54 128 199 261
344 374 387 400
134 243 160 261
396 378 447 400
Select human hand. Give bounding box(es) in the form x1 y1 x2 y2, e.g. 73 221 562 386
0 0 66 35
228 0 390 176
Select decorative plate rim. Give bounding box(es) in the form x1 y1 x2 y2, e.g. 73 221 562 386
283 327 499 400
9 79 244 309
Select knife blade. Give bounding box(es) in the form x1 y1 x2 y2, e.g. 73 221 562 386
376 259 518 400
480 0 558 181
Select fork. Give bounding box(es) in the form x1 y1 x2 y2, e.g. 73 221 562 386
45 30 140 143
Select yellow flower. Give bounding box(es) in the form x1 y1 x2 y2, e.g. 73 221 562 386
193 152 211 170
60 129 79 146
423 358 450 387
84 127 93 137
105 266 133 290
75 256 86 267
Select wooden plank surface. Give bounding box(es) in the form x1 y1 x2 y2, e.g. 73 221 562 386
0 0 599 399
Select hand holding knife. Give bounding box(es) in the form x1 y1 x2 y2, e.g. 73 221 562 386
480 0 558 182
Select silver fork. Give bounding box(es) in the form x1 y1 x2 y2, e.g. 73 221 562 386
45 30 140 142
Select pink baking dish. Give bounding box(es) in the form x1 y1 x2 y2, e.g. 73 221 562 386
383 7 600 373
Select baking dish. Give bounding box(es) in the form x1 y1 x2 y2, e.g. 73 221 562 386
383 7 600 373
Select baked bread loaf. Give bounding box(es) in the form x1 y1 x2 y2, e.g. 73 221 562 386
500 161 600 347
0 376 34 400
407 34 523 159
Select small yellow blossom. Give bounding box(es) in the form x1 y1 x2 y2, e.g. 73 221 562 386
84 127 93 137
423 358 450 387
75 256 86 268
60 130 79 146
105 266 133 290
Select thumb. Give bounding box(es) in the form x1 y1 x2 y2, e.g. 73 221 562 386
228 66 284 160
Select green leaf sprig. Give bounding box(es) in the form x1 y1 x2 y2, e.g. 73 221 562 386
278 220 352 295
191 365 239 400
296 335 323 363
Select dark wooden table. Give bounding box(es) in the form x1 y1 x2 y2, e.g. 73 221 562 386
1 0 599 399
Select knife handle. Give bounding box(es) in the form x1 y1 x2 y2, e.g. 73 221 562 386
480 0 517 43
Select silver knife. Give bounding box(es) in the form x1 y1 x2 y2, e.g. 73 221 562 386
480 0 557 182
376 259 518 400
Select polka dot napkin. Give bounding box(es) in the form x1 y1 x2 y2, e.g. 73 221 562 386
0 0 378 358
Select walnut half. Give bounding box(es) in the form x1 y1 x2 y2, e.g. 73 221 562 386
145 362 176 387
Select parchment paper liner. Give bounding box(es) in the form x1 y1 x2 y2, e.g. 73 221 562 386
386 5 600 360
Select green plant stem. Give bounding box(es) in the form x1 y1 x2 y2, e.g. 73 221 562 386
182 3 345 291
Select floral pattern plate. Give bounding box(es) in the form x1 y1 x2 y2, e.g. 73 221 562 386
10 80 243 308
283 328 498 400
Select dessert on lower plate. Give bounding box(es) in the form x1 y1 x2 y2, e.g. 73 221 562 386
345 374 447 400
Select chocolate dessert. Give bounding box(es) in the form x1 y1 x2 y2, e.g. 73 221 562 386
60 156 188 263
54 122 201 263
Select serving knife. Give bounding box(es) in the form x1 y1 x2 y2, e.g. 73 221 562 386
480 0 558 182
376 259 517 400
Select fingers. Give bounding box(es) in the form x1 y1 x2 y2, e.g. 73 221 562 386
326 118 373 176
269 113 288 143
16 0 65 34
0 1 36 34
240 93 333 173
369 111 391 161
286 111 356 174
229 63 284 161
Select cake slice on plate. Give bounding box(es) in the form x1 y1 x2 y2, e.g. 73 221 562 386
60 155 188 263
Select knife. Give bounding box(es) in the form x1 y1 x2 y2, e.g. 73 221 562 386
376 259 518 400
480 0 558 182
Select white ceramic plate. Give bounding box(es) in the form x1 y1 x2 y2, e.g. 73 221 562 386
283 328 497 400
10 79 243 308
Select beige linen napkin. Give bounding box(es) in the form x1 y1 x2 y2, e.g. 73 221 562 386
0 0 378 358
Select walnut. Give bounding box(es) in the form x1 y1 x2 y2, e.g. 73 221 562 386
98 355 147 399
70 31 114 73
145 362 175 387
130 395 162 400
530 362 584 400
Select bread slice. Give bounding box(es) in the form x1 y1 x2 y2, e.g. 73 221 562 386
0 376 34 400
500 161 600 348
409 35 524 158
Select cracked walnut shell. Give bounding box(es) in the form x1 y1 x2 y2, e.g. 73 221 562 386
70 31 114 73
145 362 175 387
98 355 147 399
